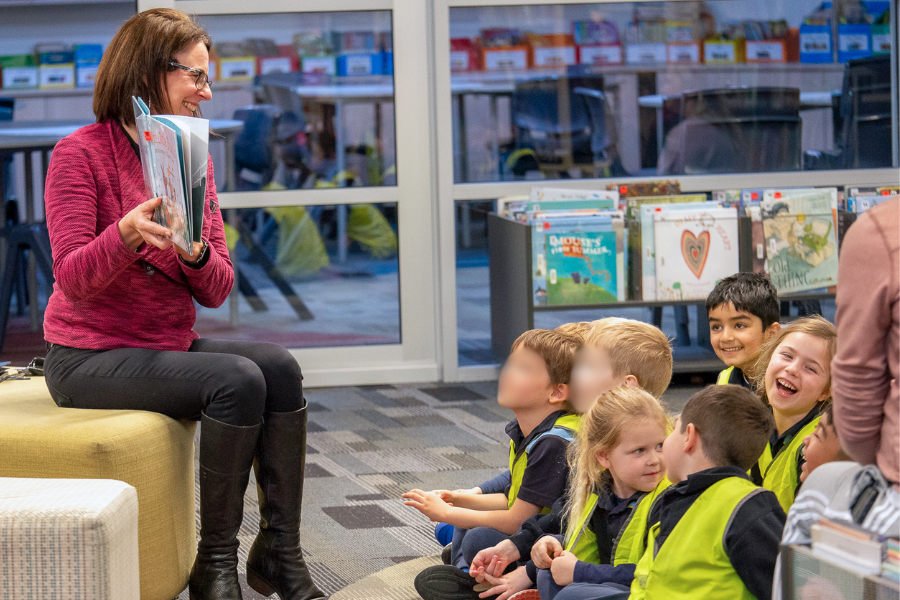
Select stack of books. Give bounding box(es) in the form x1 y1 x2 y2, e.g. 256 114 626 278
811 518 893 577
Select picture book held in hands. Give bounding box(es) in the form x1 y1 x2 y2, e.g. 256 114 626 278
132 96 209 253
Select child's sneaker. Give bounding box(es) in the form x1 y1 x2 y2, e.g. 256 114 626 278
414 565 487 600
508 590 541 600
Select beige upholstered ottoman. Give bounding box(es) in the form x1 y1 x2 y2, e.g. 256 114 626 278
0 378 197 600
0 477 140 599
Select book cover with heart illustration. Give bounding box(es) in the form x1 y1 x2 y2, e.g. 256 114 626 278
653 207 739 300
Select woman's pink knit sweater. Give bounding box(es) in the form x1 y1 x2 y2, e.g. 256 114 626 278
42 119 233 351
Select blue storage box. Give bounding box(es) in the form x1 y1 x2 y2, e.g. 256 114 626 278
837 24 871 61
337 52 382 76
799 24 832 63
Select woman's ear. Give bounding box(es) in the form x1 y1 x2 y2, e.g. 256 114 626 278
622 375 639 388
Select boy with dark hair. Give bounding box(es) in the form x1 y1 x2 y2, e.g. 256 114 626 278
405 328 581 600
706 273 781 388
551 385 785 600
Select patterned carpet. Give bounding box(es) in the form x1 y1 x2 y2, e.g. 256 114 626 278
175 380 698 599
177 380 511 599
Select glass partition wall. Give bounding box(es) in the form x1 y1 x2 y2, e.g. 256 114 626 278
434 0 898 381
1 0 896 384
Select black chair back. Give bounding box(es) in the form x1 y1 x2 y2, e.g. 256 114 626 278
840 55 892 168
678 87 801 173
511 75 604 165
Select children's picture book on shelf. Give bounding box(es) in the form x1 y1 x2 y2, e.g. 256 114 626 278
532 213 626 306
638 201 713 300
529 186 620 204
625 193 708 219
653 207 739 301
132 96 209 253
762 189 839 294
608 180 681 199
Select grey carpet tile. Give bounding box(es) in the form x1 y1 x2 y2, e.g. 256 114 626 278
176 381 512 599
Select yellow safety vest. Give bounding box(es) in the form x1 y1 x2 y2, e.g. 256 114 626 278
564 478 670 566
755 416 821 513
508 413 580 510
716 366 734 385
630 477 764 600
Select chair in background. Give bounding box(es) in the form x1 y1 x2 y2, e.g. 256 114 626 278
660 87 802 174
840 54 892 169
232 104 282 191
508 75 619 179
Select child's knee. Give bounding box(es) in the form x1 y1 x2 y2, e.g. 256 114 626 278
460 527 506 565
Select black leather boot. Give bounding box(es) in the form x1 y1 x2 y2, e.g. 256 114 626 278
246 403 327 600
189 413 262 600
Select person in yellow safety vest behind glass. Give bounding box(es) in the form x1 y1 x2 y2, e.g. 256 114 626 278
748 315 837 513
707 273 782 390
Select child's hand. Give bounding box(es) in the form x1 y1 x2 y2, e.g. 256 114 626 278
471 539 520 578
549 550 578 587
475 565 533 600
531 535 563 570
401 489 451 521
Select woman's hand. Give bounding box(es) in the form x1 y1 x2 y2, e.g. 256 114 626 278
175 240 206 264
118 197 172 251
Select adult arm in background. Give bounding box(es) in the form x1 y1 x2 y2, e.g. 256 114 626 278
831 200 899 482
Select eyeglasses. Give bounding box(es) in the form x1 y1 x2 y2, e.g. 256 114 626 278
169 62 209 90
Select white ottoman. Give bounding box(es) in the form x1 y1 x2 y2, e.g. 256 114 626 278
0 477 140 599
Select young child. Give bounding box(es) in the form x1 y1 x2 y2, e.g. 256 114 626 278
750 315 837 512
564 385 785 600
406 329 580 600
481 387 670 600
429 323 595 562
799 403 850 485
464 320 673 599
569 318 673 413
706 273 781 388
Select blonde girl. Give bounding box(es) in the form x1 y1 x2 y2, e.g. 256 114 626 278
487 386 671 600
749 315 837 512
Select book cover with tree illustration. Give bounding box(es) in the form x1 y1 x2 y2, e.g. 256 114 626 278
545 231 619 305
762 191 838 293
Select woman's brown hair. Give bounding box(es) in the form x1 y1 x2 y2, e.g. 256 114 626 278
93 8 212 125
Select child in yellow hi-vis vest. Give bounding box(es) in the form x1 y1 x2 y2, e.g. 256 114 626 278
555 386 785 600
511 387 670 600
706 273 781 389
749 315 837 513
464 319 675 600
405 328 581 600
